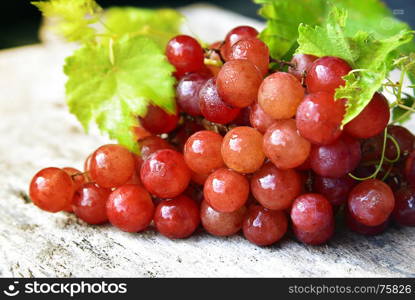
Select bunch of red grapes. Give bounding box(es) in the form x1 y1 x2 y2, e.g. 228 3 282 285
29 26 415 246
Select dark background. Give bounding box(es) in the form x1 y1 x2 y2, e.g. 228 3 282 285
3 0 415 49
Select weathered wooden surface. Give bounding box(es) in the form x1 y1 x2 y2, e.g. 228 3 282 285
0 5 414 278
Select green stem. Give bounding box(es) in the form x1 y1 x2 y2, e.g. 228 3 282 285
397 103 415 112
383 134 401 164
204 58 223 67
396 68 406 105
393 99 415 124
348 128 388 181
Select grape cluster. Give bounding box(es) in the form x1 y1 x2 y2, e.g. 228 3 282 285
29 26 415 246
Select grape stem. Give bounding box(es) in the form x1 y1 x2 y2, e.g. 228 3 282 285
387 55 415 124
185 114 231 134
71 172 89 179
269 58 294 68
204 47 225 64
348 128 388 181
204 58 223 67
384 134 401 164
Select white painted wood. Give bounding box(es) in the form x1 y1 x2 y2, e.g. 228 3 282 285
0 4 414 277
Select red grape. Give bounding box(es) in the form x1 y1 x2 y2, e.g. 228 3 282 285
229 38 269 76
386 125 415 161
154 195 200 239
191 171 209 186
288 54 318 82
310 135 361 178
139 105 179 135
125 171 142 185
107 184 154 232
360 134 384 162
348 179 395 226
90 144 135 188
296 92 346 145
233 106 251 126
166 35 204 76
73 183 111 225
344 93 390 139
251 162 302 210
216 60 262 108
291 193 333 233
293 220 334 245
170 119 204 151
296 157 311 171
346 210 388 235
84 154 92 181
313 175 356 206
184 130 224 175
263 119 311 169
221 26 258 61
243 204 288 246
405 150 415 186
199 78 240 124
221 126 265 173
306 56 352 94
204 168 249 213
249 102 275 134
184 183 204 204
258 72 305 119
393 186 415 226
225 26 258 48
139 135 175 161
29 167 74 213
200 200 246 236
176 72 210 116
63 167 86 191
133 126 151 141
384 165 406 192
141 149 191 198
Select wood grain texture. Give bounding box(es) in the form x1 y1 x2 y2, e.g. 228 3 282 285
0 5 414 278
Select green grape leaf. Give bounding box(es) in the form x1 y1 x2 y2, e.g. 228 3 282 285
104 7 183 47
64 35 176 152
296 8 357 64
296 7 413 126
254 0 328 59
31 0 101 42
255 0 415 59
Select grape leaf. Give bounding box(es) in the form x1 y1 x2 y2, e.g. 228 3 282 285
64 35 176 152
296 8 357 64
254 0 328 59
254 0 415 59
296 7 413 126
31 0 101 42
104 7 183 47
